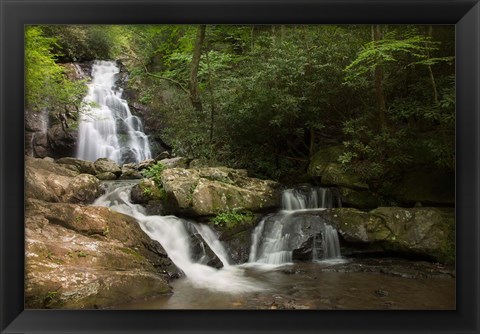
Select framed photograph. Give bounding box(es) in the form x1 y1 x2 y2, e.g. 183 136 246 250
1 0 479 333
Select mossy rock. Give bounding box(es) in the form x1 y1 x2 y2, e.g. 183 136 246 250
329 207 455 264
307 146 344 178
338 187 379 209
130 179 166 204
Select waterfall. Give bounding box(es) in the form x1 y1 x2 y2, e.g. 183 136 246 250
282 186 334 210
93 183 263 293
76 60 152 164
249 186 342 265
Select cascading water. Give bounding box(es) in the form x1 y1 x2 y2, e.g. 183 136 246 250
76 60 152 164
248 186 342 265
93 183 264 293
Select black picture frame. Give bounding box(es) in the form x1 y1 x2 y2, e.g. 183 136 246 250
1 0 479 333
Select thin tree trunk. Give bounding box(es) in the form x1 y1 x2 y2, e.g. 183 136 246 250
425 25 439 104
206 50 216 142
373 24 387 131
189 25 206 112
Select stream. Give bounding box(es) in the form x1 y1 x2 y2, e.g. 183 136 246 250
94 181 455 310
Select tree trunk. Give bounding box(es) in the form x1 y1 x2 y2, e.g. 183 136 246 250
189 25 206 113
425 25 439 104
206 49 216 142
373 25 387 132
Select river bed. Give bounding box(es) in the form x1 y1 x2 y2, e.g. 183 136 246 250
115 257 455 310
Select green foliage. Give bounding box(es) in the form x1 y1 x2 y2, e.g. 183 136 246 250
25 26 87 111
42 25 126 61
344 29 452 83
28 24 455 190
141 162 166 186
339 26 455 186
211 210 254 228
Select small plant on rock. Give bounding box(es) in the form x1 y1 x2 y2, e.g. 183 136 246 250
141 161 166 186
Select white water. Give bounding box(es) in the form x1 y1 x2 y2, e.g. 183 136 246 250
76 60 152 164
249 187 342 265
93 184 264 293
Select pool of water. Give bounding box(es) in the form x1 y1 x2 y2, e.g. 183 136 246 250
115 258 455 310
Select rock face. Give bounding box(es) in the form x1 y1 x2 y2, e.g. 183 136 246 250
47 124 78 158
25 155 174 309
213 213 262 264
25 199 173 309
328 207 455 263
161 167 281 217
307 145 454 208
25 156 103 204
56 157 97 175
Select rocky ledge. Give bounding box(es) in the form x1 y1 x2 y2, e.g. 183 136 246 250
25 156 175 308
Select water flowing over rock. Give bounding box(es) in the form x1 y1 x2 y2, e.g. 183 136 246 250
76 61 152 164
248 186 342 265
24 157 174 308
25 199 173 309
94 184 265 293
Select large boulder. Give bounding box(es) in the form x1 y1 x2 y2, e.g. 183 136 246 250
329 207 455 263
119 164 142 180
25 199 173 309
159 157 190 169
131 179 166 205
161 167 281 217
25 156 103 204
56 157 97 175
210 211 262 264
94 158 122 176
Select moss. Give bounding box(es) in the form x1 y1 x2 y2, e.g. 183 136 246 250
120 247 146 261
211 210 255 230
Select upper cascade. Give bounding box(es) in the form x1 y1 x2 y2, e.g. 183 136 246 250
281 186 339 210
76 60 152 164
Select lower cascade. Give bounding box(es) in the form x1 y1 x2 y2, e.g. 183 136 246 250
94 183 342 293
249 186 342 265
94 183 264 293
77 60 152 164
